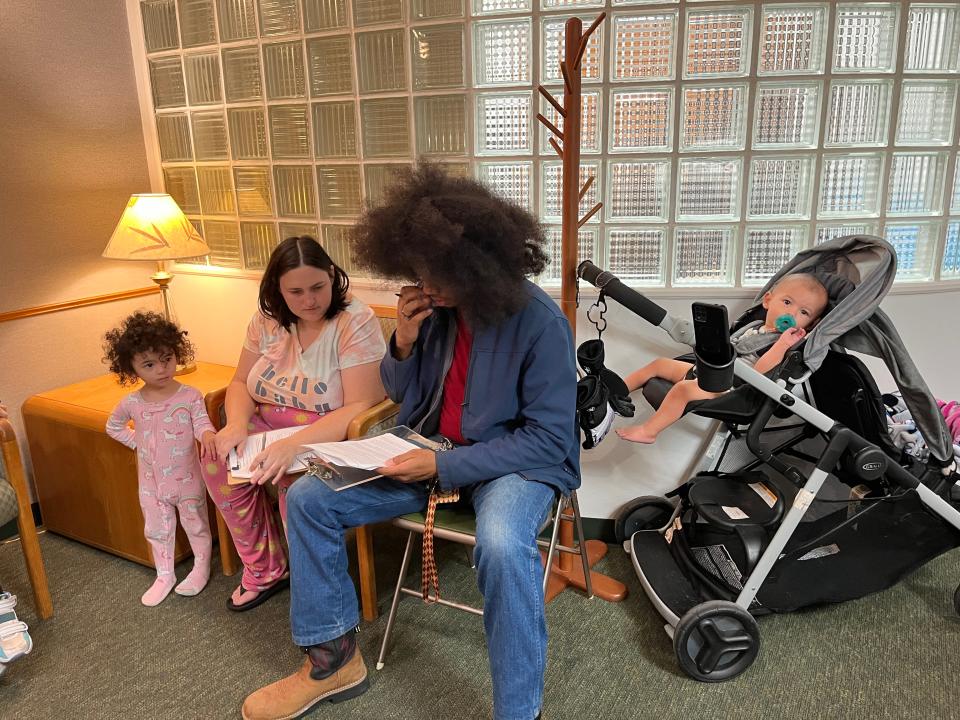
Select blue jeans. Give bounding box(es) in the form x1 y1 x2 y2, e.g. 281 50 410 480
285 472 555 720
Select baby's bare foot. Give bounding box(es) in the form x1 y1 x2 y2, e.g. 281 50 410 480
616 425 657 444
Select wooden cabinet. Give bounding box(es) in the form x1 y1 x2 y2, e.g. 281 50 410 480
23 363 235 568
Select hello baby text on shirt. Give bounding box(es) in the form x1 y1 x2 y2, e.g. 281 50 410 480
251 362 334 413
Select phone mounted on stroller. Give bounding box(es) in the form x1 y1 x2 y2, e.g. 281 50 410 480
691 302 734 393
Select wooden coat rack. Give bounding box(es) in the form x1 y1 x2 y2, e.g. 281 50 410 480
536 14 627 605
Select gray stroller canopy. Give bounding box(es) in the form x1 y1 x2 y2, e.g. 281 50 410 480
749 234 953 465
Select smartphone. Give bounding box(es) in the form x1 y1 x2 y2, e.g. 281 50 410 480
692 302 732 366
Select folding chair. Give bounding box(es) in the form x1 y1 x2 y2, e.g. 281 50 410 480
376 489 591 669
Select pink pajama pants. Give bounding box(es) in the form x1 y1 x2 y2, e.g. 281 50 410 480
200 404 322 592
140 462 211 578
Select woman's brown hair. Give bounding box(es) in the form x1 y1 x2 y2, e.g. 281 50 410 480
259 236 350 330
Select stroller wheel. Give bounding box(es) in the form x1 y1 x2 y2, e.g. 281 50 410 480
674 600 759 682
614 496 676 544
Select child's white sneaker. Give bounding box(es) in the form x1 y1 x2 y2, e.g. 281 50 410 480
0 592 33 668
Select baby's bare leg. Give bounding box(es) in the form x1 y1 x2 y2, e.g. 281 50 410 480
623 358 694 392
618 380 719 444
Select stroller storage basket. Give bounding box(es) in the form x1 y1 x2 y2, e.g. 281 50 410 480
676 485 960 613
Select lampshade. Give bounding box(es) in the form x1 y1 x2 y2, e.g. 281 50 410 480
102 194 209 260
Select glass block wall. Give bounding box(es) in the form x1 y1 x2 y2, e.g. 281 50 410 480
137 0 960 287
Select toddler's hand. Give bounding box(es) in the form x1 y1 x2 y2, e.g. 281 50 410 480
0 403 7 420
200 430 217 460
777 327 807 348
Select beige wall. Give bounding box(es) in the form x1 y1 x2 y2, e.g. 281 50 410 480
0 0 160 482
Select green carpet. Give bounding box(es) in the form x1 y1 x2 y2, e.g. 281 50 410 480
1 528 958 719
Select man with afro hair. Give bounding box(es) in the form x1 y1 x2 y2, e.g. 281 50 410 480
243 164 579 720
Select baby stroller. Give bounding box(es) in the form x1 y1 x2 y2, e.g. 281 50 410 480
577 235 960 682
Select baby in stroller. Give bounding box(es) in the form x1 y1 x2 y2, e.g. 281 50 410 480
616 273 829 444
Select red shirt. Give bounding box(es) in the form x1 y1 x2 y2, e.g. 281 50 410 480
439 315 473 445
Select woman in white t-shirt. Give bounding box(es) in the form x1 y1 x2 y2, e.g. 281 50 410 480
203 236 387 611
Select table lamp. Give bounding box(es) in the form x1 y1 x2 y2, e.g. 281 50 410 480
102 193 210 375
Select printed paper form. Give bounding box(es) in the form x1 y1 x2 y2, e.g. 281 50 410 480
229 427 420 479
229 426 303 477
303 432 419 470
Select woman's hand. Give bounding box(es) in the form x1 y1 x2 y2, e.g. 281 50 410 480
199 430 217 460
249 438 303 486
378 448 438 483
394 286 433 358
214 422 249 462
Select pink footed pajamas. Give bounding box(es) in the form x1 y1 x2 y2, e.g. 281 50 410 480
106 384 216 604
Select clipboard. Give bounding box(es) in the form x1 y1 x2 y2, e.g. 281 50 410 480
226 425 438 489
300 456 383 491
302 425 440 492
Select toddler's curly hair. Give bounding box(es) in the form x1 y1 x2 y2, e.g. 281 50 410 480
103 311 194 385
351 162 548 328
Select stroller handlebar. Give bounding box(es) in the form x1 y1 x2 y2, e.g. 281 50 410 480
577 261 694 346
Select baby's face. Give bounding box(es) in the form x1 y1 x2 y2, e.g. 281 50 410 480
762 280 828 332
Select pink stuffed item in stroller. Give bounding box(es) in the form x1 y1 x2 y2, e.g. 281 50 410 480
938 400 960 441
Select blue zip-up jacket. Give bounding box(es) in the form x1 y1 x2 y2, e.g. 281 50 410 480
380 281 580 495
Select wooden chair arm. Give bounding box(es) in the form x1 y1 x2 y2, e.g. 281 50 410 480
1 420 28 506
347 398 401 440
0 418 54 619
0 418 14 443
204 387 228 431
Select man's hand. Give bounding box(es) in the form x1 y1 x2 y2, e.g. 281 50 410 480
378 448 438 483
394 286 433 358
199 431 217 460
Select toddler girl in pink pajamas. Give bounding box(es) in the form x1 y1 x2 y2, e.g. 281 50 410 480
104 311 217 606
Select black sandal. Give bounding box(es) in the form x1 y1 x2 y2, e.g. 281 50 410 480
226 576 290 612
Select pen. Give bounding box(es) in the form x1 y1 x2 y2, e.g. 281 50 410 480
395 281 424 297
259 433 266 470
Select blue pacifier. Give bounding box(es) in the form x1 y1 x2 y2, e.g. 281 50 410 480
775 314 796 332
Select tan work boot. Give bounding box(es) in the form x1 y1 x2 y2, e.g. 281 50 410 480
241 645 369 720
